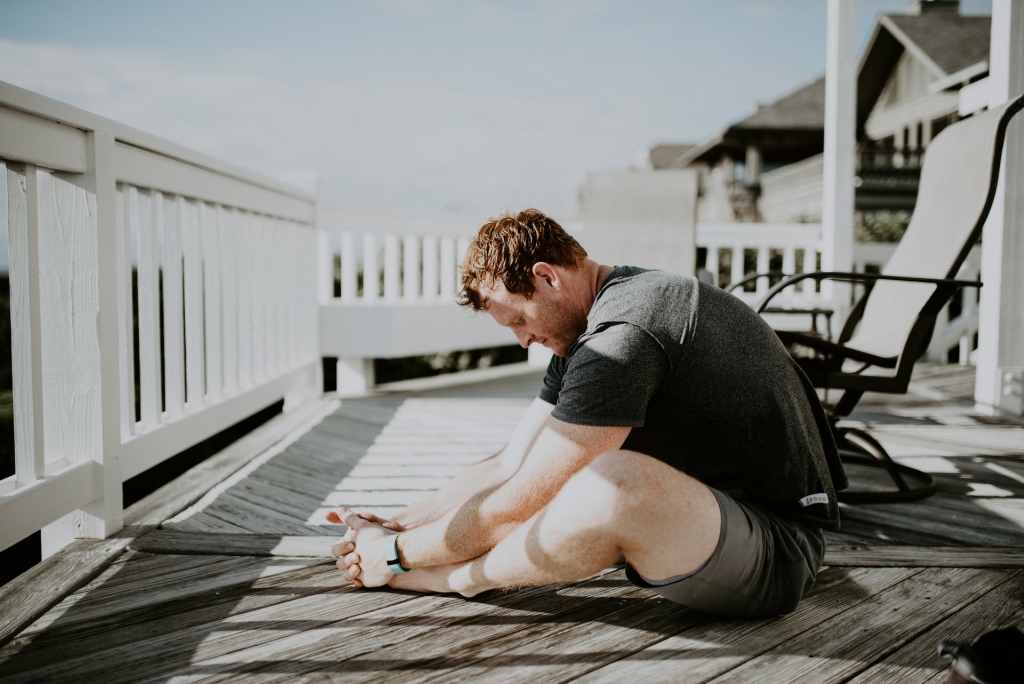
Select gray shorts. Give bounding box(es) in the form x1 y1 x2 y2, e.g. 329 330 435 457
625 488 826 618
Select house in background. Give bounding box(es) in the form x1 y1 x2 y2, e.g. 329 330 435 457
637 0 991 227
667 77 825 223
854 1 991 214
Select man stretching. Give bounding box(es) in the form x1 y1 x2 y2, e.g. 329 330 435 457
329 209 846 617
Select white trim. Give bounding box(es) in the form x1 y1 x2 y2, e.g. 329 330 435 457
929 61 990 94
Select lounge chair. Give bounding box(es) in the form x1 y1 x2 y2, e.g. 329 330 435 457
749 93 1024 504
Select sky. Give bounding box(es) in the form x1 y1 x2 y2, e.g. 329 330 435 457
0 0 993 220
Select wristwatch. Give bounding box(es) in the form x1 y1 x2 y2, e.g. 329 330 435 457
386 534 409 574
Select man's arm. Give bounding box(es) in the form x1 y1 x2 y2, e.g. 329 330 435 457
344 415 629 587
390 398 557 530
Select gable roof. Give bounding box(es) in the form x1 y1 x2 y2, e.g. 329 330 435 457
674 77 826 166
730 77 826 131
856 12 990 137
884 13 991 76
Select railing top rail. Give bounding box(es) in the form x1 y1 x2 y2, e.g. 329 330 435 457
0 80 314 205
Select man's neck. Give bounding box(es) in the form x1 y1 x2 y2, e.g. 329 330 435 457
576 261 615 317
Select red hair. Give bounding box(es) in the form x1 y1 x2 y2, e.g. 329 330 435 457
458 209 587 310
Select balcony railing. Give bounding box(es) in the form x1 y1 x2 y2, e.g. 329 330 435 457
0 82 982 560
0 81 321 555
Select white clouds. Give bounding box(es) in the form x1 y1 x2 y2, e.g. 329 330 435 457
0 0 835 218
1 35 697 216
0 37 608 214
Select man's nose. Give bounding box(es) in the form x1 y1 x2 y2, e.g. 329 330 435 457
514 330 534 348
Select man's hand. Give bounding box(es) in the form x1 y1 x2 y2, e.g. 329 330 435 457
327 507 401 588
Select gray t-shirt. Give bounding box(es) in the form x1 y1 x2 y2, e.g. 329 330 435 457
539 266 847 530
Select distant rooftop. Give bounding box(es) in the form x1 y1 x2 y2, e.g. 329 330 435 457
673 77 826 167
729 77 826 132
646 144 698 170
856 8 990 135
883 13 990 76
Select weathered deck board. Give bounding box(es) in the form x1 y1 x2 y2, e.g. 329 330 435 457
1 556 333 671
705 568 1018 683
844 570 1024 684
572 566 922 683
1 363 1022 683
162 394 528 537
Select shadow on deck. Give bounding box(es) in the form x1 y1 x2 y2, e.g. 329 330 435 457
0 363 1022 682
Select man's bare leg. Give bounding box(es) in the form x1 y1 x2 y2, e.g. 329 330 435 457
389 450 721 596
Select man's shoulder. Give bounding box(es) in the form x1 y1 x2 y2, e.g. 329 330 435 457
593 267 700 328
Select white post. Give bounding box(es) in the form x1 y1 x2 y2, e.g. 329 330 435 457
975 0 1024 417
7 164 46 487
822 0 857 331
41 132 124 556
337 357 375 396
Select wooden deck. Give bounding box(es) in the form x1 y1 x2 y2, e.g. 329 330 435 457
1 363 1022 683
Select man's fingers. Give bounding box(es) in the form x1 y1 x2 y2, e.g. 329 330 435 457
344 551 360 568
356 512 404 532
335 557 361 580
330 507 364 529
330 541 354 558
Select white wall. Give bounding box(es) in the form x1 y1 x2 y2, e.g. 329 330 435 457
579 170 698 276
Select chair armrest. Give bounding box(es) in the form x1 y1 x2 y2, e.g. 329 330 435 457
726 271 787 294
755 271 982 313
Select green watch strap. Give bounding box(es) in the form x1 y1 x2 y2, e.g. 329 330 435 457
386 534 409 574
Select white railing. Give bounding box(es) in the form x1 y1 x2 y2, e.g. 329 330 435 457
698 222 981 362
0 81 321 555
317 206 522 394
698 222 827 306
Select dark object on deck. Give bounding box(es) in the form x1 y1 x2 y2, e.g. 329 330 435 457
747 93 1024 504
939 626 1024 684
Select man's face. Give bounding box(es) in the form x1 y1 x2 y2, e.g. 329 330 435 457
482 275 587 357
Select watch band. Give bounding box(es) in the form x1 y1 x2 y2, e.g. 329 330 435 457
386 534 409 574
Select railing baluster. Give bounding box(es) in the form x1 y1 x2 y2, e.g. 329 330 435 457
422 235 439 300
456 237 470 296
384 234 400 302
275 219 291 374
730 245 744 288
363 233 379 301
117 185 136 435
755 245 770 295
161 195 185 418
7 164 46 485
136 188 162 428
403 234 420 302
782 247 796 278
181 197 205 408
340 231 357 302
219 207 239 396
252 216 268 383
202 202 223 400
439 237 456 300
236 211 253 390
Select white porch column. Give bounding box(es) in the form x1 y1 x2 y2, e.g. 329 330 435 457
975 0 1024 417
821 0 857 328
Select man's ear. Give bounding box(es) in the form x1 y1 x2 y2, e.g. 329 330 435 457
532 262 559 289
